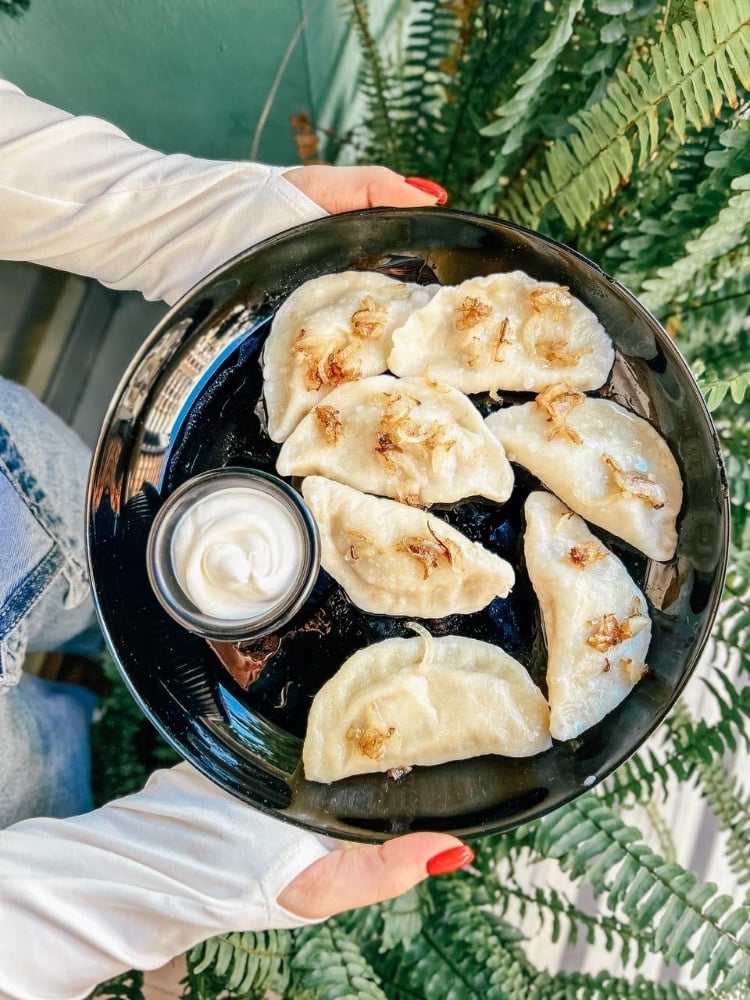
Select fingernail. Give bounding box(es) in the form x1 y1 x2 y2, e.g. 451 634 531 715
426 844 474 876
405 176 449 205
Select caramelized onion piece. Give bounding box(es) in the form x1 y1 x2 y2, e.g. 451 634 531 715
344 530 374 562
350 295 388 339
619 658 649 684
293 330 362 391
585 611 650 652
534 336 592 368
493 316 511 362
535 383 585 444
529 285 573 319
603 455 667 509
456 295 492 331
375 392 455 484
346 723 397 760
314 404 342 445
568 542 608 569
395 523 457 580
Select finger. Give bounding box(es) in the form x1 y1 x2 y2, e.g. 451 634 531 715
276 833 473 919
283 165 448 214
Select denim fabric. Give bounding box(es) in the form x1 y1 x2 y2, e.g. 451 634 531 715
0 376 101 822
0 674 95 827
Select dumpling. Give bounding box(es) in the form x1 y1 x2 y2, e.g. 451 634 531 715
301 476 514 617
263 271 436 441
303 624 551 782
277 375 514 506
485 384 682 560
388 271 613 393
524 491 652 742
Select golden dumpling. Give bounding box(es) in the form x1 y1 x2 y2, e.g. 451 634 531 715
524 491 652 741
303 625 551 783
486 385 682 561
302 476 514 617
277 375 514 507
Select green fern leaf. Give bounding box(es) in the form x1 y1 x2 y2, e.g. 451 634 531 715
0 0 30 16
86 971 145 1000
508 0 750 230
642 173 750 313
530 968 699 999
536 792 750 986
291 923 387 1000
477 0 585 160
187 930 292 996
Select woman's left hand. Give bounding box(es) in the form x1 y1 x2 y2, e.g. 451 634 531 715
277 833 473 919
283 165 448 214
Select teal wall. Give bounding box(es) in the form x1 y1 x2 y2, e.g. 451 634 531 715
0 0 367 165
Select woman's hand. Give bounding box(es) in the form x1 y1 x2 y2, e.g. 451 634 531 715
283 165 448 214
277 833 473 919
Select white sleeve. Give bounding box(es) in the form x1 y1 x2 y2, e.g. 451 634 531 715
0 763 331 1000
0 79 327 305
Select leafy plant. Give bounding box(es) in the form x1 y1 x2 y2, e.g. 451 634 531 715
91 1 749 996
0 0 30 17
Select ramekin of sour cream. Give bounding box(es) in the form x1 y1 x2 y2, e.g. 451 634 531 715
146 468 319 641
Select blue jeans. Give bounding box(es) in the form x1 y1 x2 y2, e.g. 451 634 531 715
0 377 101 827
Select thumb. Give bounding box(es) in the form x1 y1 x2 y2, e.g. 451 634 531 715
283 165 448 214
276 833 473 920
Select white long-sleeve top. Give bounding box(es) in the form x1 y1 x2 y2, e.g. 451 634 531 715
0 80 332 1000
0 79 326 304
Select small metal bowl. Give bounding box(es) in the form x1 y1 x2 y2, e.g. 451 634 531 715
146 467 319 641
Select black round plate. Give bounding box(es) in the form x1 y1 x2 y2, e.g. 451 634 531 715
86 209 730 843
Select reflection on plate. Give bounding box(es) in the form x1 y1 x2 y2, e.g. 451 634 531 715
86 209 729 842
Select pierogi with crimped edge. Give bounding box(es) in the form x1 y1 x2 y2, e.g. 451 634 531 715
301 476 514 617
524 491 652 742
263 271 436 442
485 384 682 561
276 375 514 506
303 625 552 783
388 271 614 394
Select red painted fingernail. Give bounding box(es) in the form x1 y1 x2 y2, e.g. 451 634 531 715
426 844 474 876
405 176 449 205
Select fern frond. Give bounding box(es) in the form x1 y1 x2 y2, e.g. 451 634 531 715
396 2 460 176
535 793 750 988
641 173 750 313
494 878 651 969
345 0 404 168
0 0 30 16
698 367 750 410
507 0 750 229
601 744 674 806
601 115 750 289
376 879 535 1000
291 923 387 1000
186 930 292 996
695 753 750 889
473 0 585 192
86 971 145 1000
530 968 700 999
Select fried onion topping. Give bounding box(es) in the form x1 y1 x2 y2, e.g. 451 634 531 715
351 295 388 339
535 383 585 444
293 329 362 390
346 723 396 760
313 404 342 444
585 611 649 652
603 455 667 509
529 285 573 319
568 542 608 569
456 295 492 331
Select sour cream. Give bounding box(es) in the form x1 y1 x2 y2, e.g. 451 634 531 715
171 486 302 621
